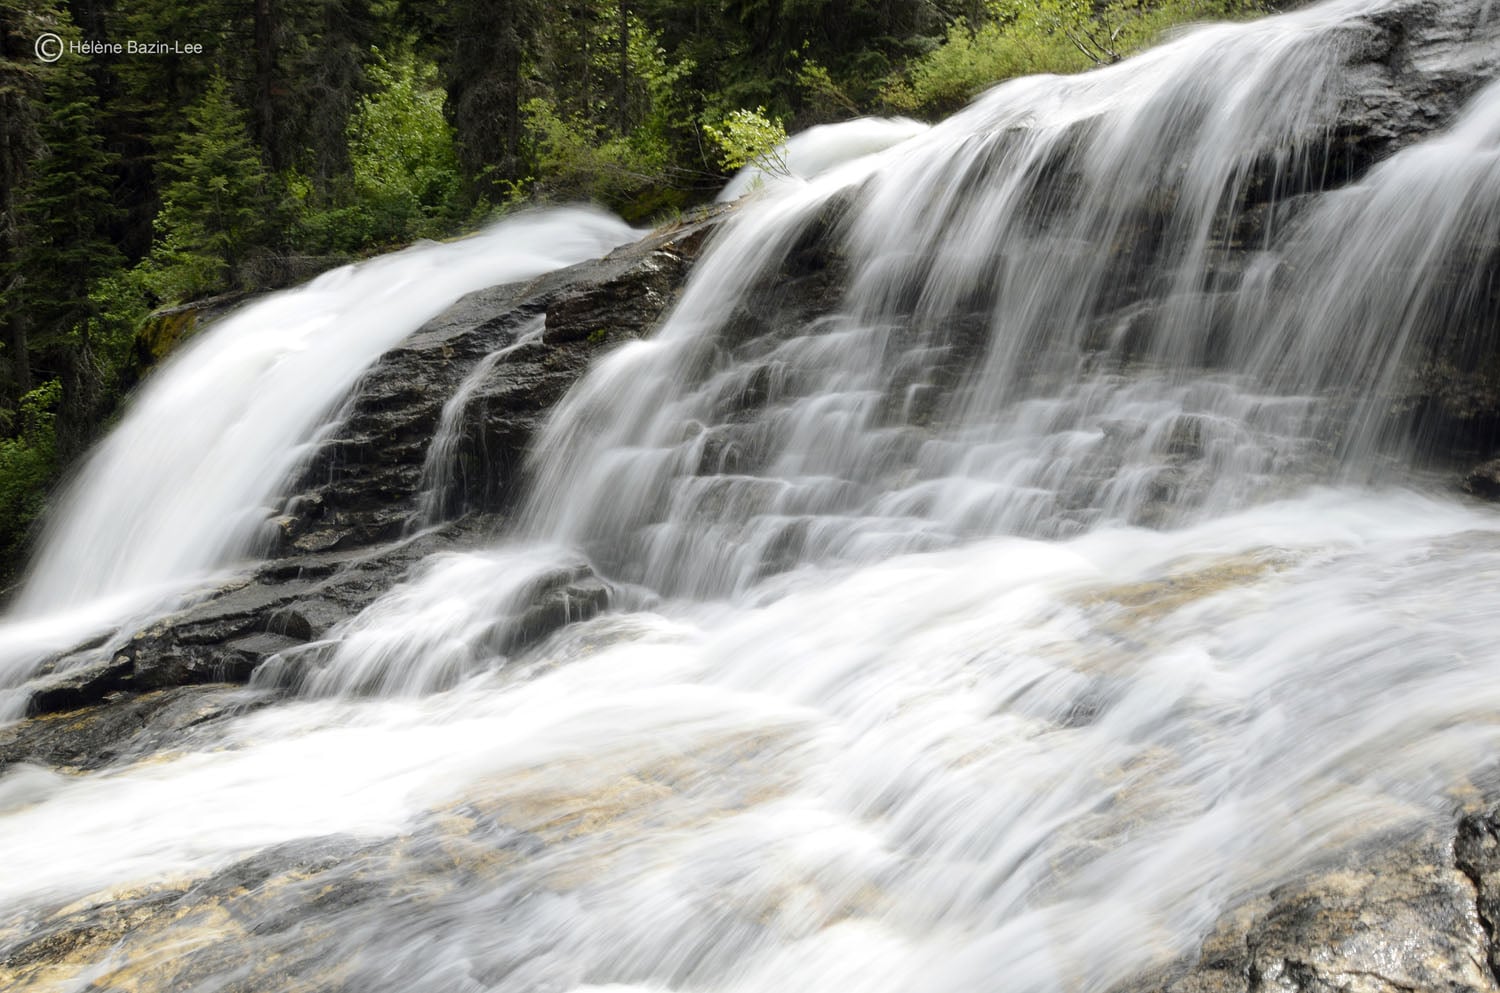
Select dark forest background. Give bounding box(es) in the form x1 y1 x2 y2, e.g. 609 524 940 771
0 0 1262 568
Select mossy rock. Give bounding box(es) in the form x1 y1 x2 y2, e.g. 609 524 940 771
135 306 201 366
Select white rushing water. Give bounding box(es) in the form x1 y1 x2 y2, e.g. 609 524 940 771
5 491 1500 993
1 0 1499 990
717 116 931 201
412 315 548 528
0 209 636 687
522 5 1500 600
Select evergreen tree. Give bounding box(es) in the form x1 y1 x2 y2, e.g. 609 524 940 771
259 0 379 188
18 49 123 359
0 0 53 399
15 27 125 455
140 74 276 302
112 0 245 259
288 0 378 189
411 0 541 198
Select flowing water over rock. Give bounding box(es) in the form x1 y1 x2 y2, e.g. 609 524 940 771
523 2 1500 599
2 0 1500 991
412 316 549 528
0 209 637 701
715 116 931 201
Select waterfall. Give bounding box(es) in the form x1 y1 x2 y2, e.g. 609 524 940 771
0 209 636 679
1239 78 1500 452
2 1 1500 991
411 315 548 528
518 0 1500 600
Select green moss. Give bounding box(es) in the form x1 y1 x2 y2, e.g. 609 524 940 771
137 308 201 364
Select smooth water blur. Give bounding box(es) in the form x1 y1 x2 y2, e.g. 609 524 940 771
716 116 930 202
1 0 1499 989
1237 77 1500 449
523 3 1499 600
5 491 1500 992
0 209 636 692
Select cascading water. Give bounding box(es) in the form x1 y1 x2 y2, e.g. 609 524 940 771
3 0 1500 991
0 209 636 691
520 1 1500 600
716 116 931 201
412 315 548 528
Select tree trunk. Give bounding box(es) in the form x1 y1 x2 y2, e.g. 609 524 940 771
618 0 630 132
498 4 524 181
253 0 278 167
0 94 31 399
579 2 592 117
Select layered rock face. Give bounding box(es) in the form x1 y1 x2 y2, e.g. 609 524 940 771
3 214 723 727
12 0 1500 726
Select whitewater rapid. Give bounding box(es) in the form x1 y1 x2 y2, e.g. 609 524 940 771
5 490 1500 992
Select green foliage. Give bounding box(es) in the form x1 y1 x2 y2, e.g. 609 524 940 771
289 48 465 251
712 0 947 111
12 8 123 371
794 57 860 118
885 0 1264 115
0 379 61 561
882 14 1086 113
86 271 152 380
523 11 699 219
264 0 380 184
704 107 789 175
525 97 667 211
138 75 277 302
350 50 463 235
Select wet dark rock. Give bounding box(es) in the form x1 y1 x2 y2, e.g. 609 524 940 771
500 563 612 657
20 654 132 716
543 249 685 346
0 684 270 771
14 524 472 722
276 210 724 541
1458 806 1500 983
1464 459 1500 500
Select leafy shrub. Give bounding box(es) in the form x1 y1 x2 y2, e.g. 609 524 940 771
0 380 62 563
703 107 789 175
348 50 465 239
885 0 1263 116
